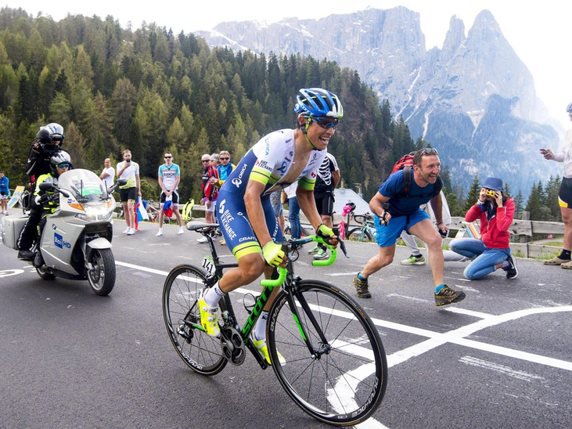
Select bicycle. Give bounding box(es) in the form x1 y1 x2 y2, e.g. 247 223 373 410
162 222 388 426
347 212 376 242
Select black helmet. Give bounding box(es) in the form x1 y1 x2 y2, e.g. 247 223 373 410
35 128 51 145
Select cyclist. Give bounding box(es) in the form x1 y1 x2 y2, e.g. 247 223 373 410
17 151 72 260
352 147 466 306
198 88 341 363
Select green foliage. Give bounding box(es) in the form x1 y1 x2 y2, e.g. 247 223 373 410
463 176 481 212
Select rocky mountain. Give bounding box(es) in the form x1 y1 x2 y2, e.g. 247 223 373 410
198 7 558 196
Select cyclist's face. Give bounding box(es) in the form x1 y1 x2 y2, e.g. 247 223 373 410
307 119 336 150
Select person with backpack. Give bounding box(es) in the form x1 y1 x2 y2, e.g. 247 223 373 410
353 147 466 306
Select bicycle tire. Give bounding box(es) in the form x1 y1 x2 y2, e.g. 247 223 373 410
347 227 373 242
162 264 227 376
267 281 387 426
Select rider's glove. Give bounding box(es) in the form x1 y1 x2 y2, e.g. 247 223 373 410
34 195 48 205
262 241 285 267
316 224 338 247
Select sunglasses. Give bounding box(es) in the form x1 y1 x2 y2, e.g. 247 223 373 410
418 147 439 155
313 117 339 129
164 156 172 159
201 160 210 163
220 157 229 160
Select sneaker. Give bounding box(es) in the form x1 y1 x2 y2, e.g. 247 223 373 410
313 248 329 260
561 260 572 270
544 256 569 265
197 292 220 337
156 229 163 237
177 227 184 235
505 255 518 279
308 245 320 255
17 250 35 261
122 227 130 234
434 285 466 306
353 274 371 298
126 228 135 235
400 254 426 266
197 236 208 243
251 333 286 366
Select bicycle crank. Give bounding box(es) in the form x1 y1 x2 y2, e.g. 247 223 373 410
221 326 246 365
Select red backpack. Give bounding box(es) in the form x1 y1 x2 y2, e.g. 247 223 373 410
390 152 415 174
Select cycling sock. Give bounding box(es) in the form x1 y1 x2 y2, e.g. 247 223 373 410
253 311 269 341
203 282 224 307
558 249 571 260
435 284 445 293
357 272 367 281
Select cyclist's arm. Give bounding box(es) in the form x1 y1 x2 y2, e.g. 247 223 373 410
244 180 273 246
296 187 322 230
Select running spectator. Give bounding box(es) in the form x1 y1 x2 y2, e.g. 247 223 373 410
352 148 466 306
449 177 518 280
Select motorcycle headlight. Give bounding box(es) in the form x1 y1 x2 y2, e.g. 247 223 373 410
75 204 114 222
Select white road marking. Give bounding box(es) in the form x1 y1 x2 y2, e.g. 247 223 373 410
459 356 544 381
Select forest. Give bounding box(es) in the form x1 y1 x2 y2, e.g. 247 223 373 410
0 7 563 221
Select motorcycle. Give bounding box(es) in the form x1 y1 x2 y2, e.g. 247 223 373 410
1 169 125 296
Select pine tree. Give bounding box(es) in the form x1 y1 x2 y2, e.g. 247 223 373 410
464 176 481 212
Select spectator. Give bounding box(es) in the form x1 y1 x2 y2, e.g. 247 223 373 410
116 149 141 236
99 158 115 191
540 102 572 269
449 177 518 280
217 150 235 186
352 148 466 306
284 181 302 239
309 152 340 260
0 170 10 215
199 153 219 242
156 152 185 237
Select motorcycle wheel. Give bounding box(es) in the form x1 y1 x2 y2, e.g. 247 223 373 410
87 248 116 296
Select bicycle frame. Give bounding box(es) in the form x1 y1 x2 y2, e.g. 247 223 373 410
195 228 337 368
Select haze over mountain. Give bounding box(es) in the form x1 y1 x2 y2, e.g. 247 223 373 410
198 7 558 196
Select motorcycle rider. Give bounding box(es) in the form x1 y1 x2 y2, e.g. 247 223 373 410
17 151 72 260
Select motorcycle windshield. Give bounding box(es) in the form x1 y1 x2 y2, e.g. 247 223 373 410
58 169 108 203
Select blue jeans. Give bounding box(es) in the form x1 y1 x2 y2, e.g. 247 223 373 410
450 238 511 280
288 197 301 239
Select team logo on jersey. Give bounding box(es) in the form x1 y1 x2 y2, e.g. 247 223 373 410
276 161 287 174
232 178 241 188
218 199 226 213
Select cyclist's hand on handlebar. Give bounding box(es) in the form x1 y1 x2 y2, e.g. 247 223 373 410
262 241 286 267
316 224 338 248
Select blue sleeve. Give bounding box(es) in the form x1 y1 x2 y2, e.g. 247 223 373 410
379 171 404 198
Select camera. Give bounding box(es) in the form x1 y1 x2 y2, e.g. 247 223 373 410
485 189 497 197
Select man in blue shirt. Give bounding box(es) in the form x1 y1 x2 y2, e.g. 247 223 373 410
353 148 466 306
0 170 10 215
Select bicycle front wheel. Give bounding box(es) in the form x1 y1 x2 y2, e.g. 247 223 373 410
162 264 227 376
268 281 387 426
347 227 372 242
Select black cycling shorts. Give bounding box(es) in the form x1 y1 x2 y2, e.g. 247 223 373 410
559 177 572 209
119 187 138 203
314 191 334 217
160 191 180 205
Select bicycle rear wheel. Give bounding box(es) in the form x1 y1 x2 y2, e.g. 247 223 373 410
162 264 227 375
267 281 387 426
347 227 372 242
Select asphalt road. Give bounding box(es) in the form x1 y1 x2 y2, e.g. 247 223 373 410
0 219 571 428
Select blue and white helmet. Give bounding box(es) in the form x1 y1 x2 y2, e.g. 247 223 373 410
294 88 344 119
566 103 572 114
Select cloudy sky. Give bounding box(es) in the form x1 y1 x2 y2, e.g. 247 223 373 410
2 0 571 129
